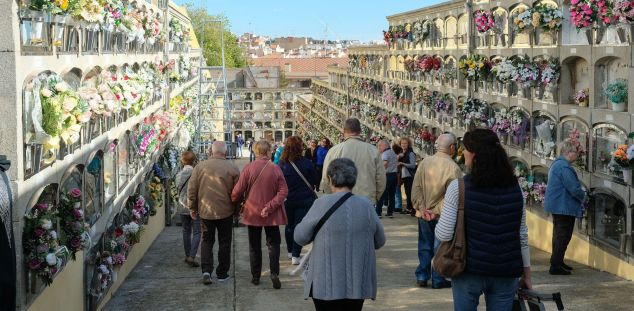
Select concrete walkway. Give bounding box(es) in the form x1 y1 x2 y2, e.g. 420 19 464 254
104 160 634 311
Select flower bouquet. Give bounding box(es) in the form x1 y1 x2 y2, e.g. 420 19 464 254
568 128 587 170
569 0 612 30
23 203 67 286
458 54 491 81
539 57 560 87
613 144 634 184
491 108 511 142
612 0 634 24
474 10 495 33
512 55 539 98
492 58 517 83
59 188 87 260
512 6 534 33
458 98 489 129
530 182 547 204
604 79 628 111
574 89 589 106
533 3 563 32
510 110 529 148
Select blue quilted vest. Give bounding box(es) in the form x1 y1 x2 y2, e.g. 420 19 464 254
463 175 524 278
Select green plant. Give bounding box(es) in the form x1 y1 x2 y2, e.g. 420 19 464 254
605 79 628 103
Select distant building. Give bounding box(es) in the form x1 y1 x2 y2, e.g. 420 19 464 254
250 57 348 88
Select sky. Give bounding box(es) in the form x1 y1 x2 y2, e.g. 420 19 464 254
174 0 444 42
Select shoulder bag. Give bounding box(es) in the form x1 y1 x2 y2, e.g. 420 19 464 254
289 192 354 279
240 161 271 213
289 161 319 199
432 178 466 278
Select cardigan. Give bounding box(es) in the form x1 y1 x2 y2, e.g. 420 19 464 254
294 192 386 300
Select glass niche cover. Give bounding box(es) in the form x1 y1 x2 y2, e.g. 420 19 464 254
590 191 626 250
593 124 627 181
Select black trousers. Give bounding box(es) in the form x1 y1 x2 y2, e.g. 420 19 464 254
247 225 281 278
550 214 576 267
315 165 323 191
312 298 364 311
201 216 233 278
402 176 414 211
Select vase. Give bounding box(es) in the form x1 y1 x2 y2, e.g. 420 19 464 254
544 84 557 102
611 101 626 112
622 169 632 186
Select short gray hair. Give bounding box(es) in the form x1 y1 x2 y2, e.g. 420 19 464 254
344 118 361 134
559 139 577 155
435 133 456 150
211 141 227 155
326 158 357 189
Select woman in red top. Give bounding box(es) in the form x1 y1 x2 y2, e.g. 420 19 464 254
232 140 288 289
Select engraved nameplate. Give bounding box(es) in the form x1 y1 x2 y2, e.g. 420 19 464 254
570 48 576 54
542 104 547 110
540 159 547 165
604 180 612 188
606 47 614 54
570 109 577 115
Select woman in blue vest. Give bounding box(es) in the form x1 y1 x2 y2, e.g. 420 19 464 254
436 129 531 311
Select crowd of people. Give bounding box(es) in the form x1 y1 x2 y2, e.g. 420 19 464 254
174 117 586 311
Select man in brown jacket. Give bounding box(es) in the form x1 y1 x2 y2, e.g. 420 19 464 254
188 141 240 285
411 133 462 289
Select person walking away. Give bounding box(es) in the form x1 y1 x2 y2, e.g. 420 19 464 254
295 158 386 311
176 151 200 267
397 137 417 215
237 134 245 158
320 118 386 204
188 142 240 284
376 140 398 218
544 139 586 275
248 139 256 162
411 133 461 289
315 138 331 192
231 140 288 289
435 128 532 310
392 144 404 213
279 136 318 264
273 143 284 165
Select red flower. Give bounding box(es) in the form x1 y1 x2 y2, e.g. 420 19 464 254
115 228 124 237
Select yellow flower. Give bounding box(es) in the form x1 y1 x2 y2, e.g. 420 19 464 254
518 22 525 29
532 13 541 28
57 0 69 11
478 63 484 68
518 7 526 13
469 64 475 69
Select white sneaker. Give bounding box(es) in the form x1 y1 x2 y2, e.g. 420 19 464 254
292 257 301 265
287 252 292 259
202 272 212 285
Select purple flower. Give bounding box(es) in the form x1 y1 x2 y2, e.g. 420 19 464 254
70 237 82 249
50 267 58 275
34 228 46 237
28 259 42 270
72 209 83 219
36 244 49 253
37 204 49 211
69 188 82 198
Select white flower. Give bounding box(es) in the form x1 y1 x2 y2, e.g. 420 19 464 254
627 145 634 160
46 253 58 266
41 219 53 230
110 240 117 250
105 256 113 265
123 222 140 235
41 88 53 98
49 230 57 240
54 82 69 93
98 264 110 274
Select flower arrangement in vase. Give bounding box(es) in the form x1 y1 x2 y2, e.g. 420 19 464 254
28 0 79 15
491 108 511 142
530 181 547 204
510 110 529 149
533 3 563 32
574 89 589 106
539 57 560 101
458 98 489 129
569 0 613 30
612 0 634 24
512 6 534 33
613 144 634 184
23 203 68 286
434 96 453 124
474 10 495 33
458 54 492 81
512 55 539 98
604 79 628 112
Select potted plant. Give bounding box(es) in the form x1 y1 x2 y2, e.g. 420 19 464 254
613 143 634 185
605 79 628 111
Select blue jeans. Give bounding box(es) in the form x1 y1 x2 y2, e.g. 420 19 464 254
249 150 255 162
284 198 315 257
376 172 397 216
181 215 201 258
395 185 403 211
415 218 445 286
237 145 243 157
452 272 519 311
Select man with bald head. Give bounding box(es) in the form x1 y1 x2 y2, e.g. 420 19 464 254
411 133 462 289
188 141 240 285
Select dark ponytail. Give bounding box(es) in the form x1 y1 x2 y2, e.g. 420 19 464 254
463 128 516 188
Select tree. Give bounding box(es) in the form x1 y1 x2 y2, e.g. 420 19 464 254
184 3 246 68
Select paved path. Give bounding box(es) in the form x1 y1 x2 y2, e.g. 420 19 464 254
105 159 634 311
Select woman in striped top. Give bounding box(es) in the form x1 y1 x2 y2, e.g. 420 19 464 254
435 128 531 311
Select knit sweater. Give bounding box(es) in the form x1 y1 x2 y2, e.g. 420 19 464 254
294 192 386 300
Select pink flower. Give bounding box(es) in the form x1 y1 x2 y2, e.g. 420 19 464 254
28 259 42 270
35 228 46 237
69 188 82 198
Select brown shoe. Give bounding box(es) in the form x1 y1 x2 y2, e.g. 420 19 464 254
186 257 200 267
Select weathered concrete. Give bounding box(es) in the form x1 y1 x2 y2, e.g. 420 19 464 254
104 159 634 311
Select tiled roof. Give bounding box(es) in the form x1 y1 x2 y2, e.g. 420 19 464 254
249 57 348 78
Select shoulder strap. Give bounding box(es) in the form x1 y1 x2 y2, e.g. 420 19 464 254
454 178 466 259
289 161 315 195
245 161 271 201
178 175 191 195
311 192 354 242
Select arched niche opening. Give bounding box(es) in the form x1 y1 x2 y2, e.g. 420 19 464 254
445 16 458 48
594 56 628 111
509 4 532 46
490 104 510 144
457 14 469 46
532 0 560 46
85 150 104 226
509 107 531 152
561 0 590 45
117 131 133 191
592 123 628 182
491 7 509 47
560 56 590 106
529 165 549 209
588 188 627 251
532 111 557 159
433 18 445 48
443 56 457 88
559 117 589 171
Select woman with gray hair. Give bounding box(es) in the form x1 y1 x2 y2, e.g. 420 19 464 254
294 158 386 311
544 138 586 275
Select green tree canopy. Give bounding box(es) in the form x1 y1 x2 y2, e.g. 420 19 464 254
184 4 246 68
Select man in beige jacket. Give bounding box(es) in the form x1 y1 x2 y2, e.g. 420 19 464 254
320 118 386 203
411 133 462 289
188 141 240 285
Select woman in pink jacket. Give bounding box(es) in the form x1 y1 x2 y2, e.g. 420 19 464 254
232 140 288 289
